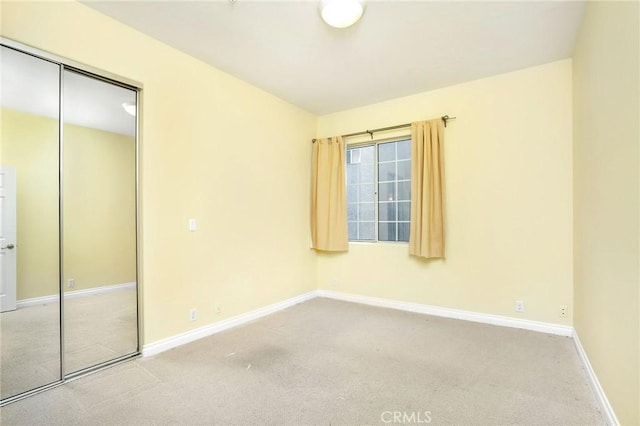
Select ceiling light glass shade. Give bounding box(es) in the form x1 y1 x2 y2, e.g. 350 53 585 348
122 101 136 116
320 0 364 29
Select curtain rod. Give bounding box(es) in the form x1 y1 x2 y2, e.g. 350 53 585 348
312 115 456 143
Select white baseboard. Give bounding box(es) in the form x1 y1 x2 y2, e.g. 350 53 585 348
572 331 619 426
141 291 317 357
316 289 573 337
143 289 573 358
16 282 136 308
139 288 617 423
64 282 136 299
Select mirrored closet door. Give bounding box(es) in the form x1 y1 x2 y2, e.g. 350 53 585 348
62 69 138 374
1 45 62 400
0 40 140 404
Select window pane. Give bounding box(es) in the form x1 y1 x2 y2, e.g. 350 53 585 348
349 148 362 164
397 140 411 160
379 182 396 202
398 181 411 201
360 145 375 164
359 222 375 240
379 202 396 221
359 164 374 183
348 222 357 240
359 183 375 202
360 202 375 221
347 164 358 184
347 204 357 221
397 159 411 180
379 222 396 241
378 162 396 181
347 184 357 202
378 142 395 162
398 202 410 221
398 223 410 242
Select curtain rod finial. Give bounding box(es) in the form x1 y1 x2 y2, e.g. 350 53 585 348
441 115 456 128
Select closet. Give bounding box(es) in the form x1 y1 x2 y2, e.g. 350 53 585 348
0 39 140 405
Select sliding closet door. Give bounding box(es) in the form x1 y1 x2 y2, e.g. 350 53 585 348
0 46 62 398
0 40 140 404
62 69 138 374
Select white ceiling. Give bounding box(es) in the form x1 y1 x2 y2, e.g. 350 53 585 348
82 0 585 115
1 46 136 136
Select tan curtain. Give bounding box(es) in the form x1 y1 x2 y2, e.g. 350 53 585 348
310 136 348 252
409 119 445 258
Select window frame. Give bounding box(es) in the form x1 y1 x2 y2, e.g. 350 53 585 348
346 134 412 244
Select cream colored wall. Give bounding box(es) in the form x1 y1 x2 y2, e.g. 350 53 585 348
63 124 136 292
317 60 574 326
1 108 59 300
1 1 317 344
0 108 137 298
572 1 639 424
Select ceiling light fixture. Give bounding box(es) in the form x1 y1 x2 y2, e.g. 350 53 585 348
122 101 136 116
320 0 364 29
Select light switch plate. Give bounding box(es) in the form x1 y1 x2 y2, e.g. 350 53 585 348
188 218 197 231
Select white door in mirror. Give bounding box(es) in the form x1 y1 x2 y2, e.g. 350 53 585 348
0 166 17 312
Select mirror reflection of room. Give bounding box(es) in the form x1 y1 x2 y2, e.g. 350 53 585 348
1 46 62 399
62 70 138 374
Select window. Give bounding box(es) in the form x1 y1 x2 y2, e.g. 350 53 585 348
346 138 411 242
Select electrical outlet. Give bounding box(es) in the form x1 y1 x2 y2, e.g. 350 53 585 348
215 304 222 314
560 305 568 317
331 277 339 287
515 300 524 313
67 279 75 288
189 308 198 321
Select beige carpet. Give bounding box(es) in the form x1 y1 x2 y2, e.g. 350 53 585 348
0 300 61 399
0 298 604 425
1 288 138 399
